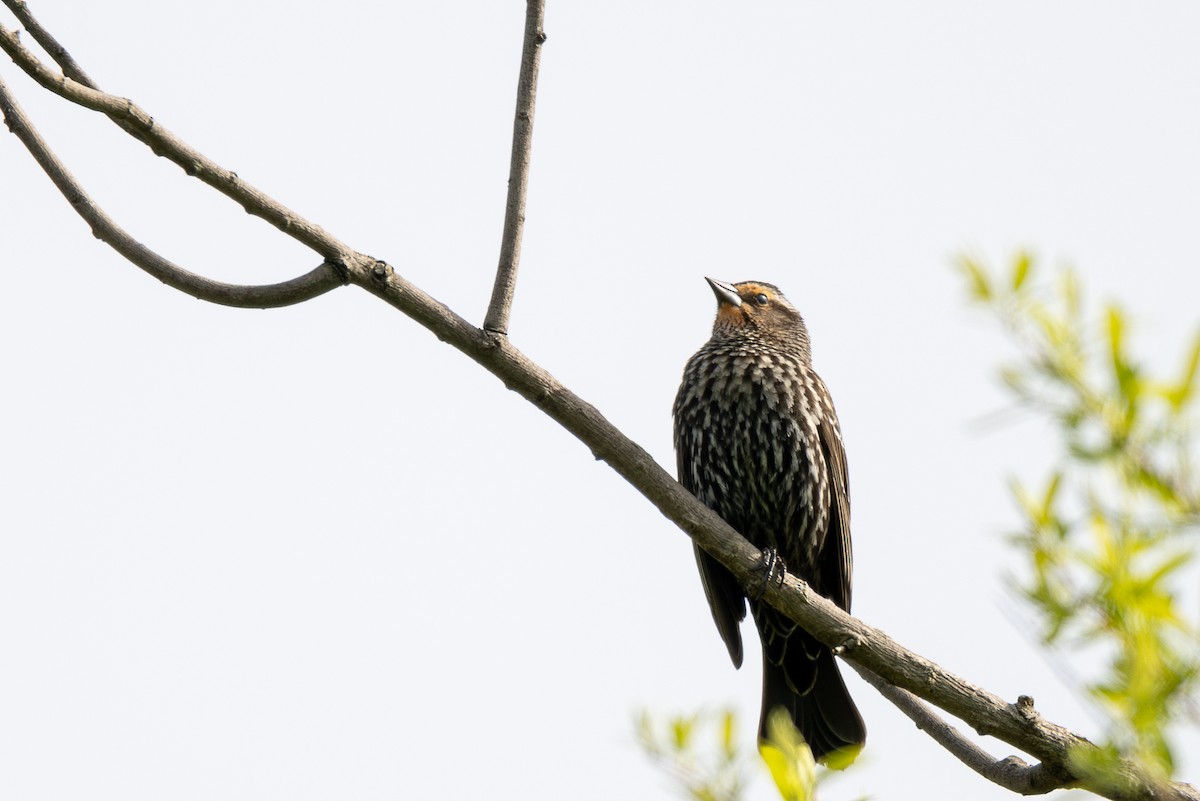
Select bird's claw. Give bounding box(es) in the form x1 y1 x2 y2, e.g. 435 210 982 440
749 547 788 601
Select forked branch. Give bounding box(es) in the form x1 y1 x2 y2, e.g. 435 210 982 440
851 663 1071 795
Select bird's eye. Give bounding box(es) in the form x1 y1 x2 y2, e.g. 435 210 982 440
754 293 770 306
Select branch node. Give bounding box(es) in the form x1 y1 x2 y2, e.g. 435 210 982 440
369 259 392 282
1013 694 1042 724
324 258 352 285
832 635 861 656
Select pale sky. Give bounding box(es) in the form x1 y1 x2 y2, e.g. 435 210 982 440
1 2 1198 799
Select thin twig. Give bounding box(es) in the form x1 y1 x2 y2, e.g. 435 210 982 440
850 663 1070 795
483 0 546 335
0 23 353 261
0 75 344 307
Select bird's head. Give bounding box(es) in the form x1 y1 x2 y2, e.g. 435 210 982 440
705 277 812 358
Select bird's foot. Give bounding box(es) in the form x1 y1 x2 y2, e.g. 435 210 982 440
749 547 788 601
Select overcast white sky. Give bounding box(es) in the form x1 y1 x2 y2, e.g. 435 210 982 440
2 2 1198 799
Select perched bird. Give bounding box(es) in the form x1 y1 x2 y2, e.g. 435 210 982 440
673 277 866 763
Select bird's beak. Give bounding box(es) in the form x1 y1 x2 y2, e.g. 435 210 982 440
706 277 742 308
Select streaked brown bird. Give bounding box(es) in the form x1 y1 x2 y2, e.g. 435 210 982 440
673 277 866 763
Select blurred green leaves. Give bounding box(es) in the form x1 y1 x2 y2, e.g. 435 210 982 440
760 709 817 801
637 708 865 801
962 253 1200 780
637 709 747 801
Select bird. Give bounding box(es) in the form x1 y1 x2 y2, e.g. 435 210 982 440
672 277 866 764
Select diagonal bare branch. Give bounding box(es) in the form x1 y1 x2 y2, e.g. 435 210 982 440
483 0 546 335
0 74 344 307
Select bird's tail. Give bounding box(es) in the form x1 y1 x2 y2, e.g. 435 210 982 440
757 618 866 765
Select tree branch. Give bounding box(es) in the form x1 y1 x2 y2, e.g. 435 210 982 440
483 0 546 335
851 663 1071 795
0 74 344 307
2 6 1198 801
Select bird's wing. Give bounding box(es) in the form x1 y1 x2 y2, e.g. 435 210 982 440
815 378 853 612
675 422 746 668
692 544 746 667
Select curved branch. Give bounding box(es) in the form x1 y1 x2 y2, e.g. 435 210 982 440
0 23 354 261
851 663 1071 795
0 75 344 307
483 0 546 335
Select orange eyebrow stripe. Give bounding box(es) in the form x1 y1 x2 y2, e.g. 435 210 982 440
736 283 772 299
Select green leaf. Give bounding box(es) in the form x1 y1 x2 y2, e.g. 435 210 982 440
957 256 993 302
1039 471 1062 525
672 715 696 750
1060 268 1082 321
1146 550 1194 587
759 709 817 801
1107 305 1126 378
1011 251 1033 291
1165 329 1200 410
720 709 736 759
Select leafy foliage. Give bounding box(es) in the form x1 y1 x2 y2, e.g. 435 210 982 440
637 709 748 801
759 709 818 801
637 708 864 801
961 253 1200 779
